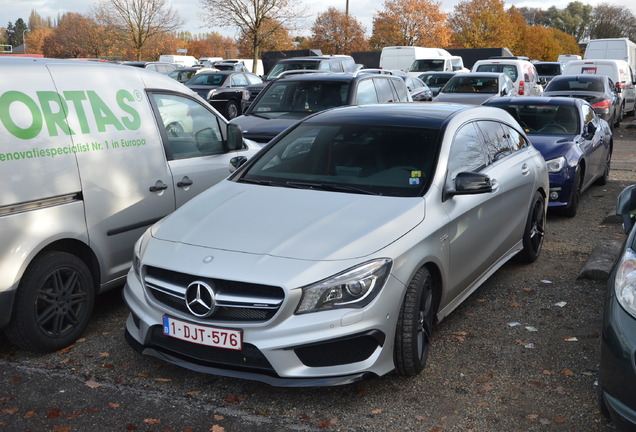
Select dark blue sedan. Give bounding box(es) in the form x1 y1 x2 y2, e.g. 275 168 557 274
600 185 636 431
484 97 612 217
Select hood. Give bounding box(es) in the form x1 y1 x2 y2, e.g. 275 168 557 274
231 112 309 140
528 135 575 160
152 181 425 261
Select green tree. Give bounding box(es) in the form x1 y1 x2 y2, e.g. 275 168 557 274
198 0 307 73
589 3 636 40
543 2 593 43
6 18 28 49
93 0 184 61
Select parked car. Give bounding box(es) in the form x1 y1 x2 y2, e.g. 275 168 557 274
484 97 612 217
543 74 621 129
472 56 543 96
123 103 549 386
600 184 636 431
533 61 565 84
230 72 411 144
185 70 263 120
213 62 249 72
433 72 516 104
418 71 458 96
120 61 180 74
404 75 433 101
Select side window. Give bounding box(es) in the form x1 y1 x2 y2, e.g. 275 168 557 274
582 104 596 125
476 121 513 162
355 79 379 104
501 124 529 152
231 74 248 86
390 79 410 101
329 62 344 72
448 122 488 180
319 62 331 71
150 93 225 160
246 74 261 85
374 78 395 102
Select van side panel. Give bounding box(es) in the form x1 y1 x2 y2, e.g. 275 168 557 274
46 63 177 286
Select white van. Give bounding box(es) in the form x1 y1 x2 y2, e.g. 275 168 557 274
159 55 199 67
564 59 636 117
380 46 452 72
557 54 582 65
408 55 468 76
584 38 636 73
472 57 543 96
0 57 260 352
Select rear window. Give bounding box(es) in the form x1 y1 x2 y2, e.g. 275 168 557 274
535 64 562 75
545 77 604 92
267 61 319 79
476 64 518 82
252 80 350 113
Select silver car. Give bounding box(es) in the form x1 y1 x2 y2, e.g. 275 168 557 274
433 72 517 105
124 103 549 386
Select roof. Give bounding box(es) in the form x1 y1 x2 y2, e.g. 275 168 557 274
485 96 585 107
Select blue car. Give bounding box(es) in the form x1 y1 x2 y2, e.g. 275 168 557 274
600 185 636 431
484 97 613 217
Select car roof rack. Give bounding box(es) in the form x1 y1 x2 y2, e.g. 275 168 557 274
488 56 530 61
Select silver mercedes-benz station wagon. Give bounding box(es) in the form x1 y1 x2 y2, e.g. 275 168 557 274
124 103 549 386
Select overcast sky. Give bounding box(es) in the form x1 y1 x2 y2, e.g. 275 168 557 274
2 0 635 38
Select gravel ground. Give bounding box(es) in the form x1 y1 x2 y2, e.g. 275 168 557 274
1 121 636 432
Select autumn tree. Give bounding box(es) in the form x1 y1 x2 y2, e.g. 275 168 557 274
198 0 307 73
23 27 54 55
43 13 102 58
307 7 367 54
236 19 294 58
447 0 517 49
187 33 239 59
588 3 636 40
543 2 593 43
369 0 450 50
28 10 53 31
515 26 579 61
93 0 184 61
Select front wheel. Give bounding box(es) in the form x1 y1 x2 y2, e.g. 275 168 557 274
225 101 240 120
516 191 546 263
5 251 95 352
394 267 436 376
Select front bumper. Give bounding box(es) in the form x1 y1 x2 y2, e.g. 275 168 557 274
600 284 636 430
123 267 404 387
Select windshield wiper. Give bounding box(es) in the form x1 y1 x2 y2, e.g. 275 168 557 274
239 178 280 187
285 181 380 195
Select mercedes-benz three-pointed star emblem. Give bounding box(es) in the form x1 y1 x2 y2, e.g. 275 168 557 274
185 281 216 317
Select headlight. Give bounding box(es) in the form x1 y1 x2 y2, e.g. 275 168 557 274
615 247 636 319
545 156 566 173
295 259 392 314
133 228 152 281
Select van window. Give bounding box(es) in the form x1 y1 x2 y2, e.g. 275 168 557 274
151 93 224 159
476 64 518 82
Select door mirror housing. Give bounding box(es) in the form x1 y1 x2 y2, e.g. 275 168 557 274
226 123 244 151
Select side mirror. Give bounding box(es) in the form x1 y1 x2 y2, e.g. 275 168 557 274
617 185 636 233
584 122 597 139
226 123 244 151
445 172 494 200
229 156 248 172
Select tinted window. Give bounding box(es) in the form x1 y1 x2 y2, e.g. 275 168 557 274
501 124 529 152
391 79 410 101
476 121 514 162
448 123 487 179
535 63 562 75
545 77 604 92
253 80 350 113
151 93 224 160
187 74 227 86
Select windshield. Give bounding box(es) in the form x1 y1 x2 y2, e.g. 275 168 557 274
251 81 350 114
419 74 453 87
545 77 604 92
493 104 580 135
239 123 439 197
535 63 562 76
186 74 226 86
267 62 320 79
409 59 445 72
443 76 499 93
476 64 518 82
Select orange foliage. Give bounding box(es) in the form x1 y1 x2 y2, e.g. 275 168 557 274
309 7 368 54
448 0 517 49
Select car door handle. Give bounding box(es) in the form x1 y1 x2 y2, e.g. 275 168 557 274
149 180 168 192
177 176 193 188
521 163 530 175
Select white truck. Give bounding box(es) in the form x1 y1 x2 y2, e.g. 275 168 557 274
159 54 199 67
0 57 259 352
584 38 636 73
379 46 467 75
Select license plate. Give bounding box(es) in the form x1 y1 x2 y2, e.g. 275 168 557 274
163 316 242 350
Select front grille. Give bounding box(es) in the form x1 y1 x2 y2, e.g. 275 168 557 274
294 331 385 367
148 326 276 374
143 266 284 322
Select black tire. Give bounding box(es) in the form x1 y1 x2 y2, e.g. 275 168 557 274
559 168 581 218
394 267 435 376
5 251 95 352
596 149 611 186
516 191 546 263
225 101 239 120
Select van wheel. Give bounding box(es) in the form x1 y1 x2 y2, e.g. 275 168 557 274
394 267 435 376
225 101 239 120
516 191 546 263
5 252 95 352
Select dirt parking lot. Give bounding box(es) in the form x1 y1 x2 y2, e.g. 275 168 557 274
1 121 636 432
